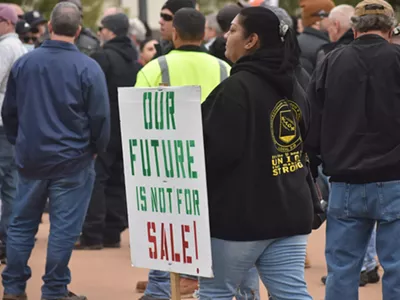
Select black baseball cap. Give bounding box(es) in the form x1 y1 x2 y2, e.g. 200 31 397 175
101 13 130 37
16 20 31 35
23 10 47 28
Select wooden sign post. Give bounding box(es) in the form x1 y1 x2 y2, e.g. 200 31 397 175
171 272 181 300
160 83 181 300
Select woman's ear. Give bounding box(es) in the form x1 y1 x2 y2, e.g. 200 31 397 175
245 33 259 50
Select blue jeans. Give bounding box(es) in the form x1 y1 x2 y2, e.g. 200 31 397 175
362 226 377 272
144 268 260 299
2 162 95 299
0 130 17 243
199 235 312 300
325 182 400 300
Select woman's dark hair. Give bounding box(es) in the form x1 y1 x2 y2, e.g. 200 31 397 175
139 38 158 52
239 7 301 70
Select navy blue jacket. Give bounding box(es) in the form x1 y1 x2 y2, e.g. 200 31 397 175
2 40 110 179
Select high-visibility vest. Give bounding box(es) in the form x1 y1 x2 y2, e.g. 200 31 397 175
135 49 231 102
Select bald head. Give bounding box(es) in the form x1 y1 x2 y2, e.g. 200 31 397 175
327 5 355 42
103 7 123 17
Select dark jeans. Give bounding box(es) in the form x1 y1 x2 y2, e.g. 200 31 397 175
0 130 17 245
2 161 95 299
81 150 127 245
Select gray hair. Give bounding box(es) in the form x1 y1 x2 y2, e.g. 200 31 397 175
50 2 81 37
206 13 223 35
129 18 147 42
260 4 293 29
351 14 397 33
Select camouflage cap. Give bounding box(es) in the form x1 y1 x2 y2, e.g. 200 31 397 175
354 0 394 17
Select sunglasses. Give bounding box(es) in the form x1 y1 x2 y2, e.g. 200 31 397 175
98 26 103 32
160 13 173 22
23 36 38 43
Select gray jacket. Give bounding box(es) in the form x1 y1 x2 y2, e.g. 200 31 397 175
0 33 27 126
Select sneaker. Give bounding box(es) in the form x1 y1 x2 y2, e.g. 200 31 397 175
361 266 380 284
103 242 121 249
3 293 28 300
74 238 103 250
321 274 368 287
42 291 86 300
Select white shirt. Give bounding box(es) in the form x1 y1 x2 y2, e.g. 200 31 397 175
0 33 28 126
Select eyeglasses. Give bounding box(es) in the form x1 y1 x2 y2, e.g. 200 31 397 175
160 13 173 22
23 36 38 43
98 26 103 32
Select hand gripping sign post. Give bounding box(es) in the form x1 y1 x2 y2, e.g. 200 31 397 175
118 85 213 299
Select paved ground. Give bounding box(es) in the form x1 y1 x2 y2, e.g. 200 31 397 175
0 217 382 300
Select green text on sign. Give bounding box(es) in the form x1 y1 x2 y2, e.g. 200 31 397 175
143 91 176 130
129 139 198 179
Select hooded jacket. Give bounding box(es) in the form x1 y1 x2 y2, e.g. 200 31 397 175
91 36 141 152
202 48 313 241
208 36 233 65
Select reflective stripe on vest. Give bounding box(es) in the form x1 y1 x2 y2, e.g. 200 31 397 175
157 56 228 85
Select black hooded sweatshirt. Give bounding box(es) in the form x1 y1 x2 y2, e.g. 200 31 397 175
91 36 142 152
202 48 313 241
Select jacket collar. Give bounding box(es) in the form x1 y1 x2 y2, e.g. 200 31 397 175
175 44 207 53
303 27 330 42
41 40 79 51
0 32 18 42
354 34 388 44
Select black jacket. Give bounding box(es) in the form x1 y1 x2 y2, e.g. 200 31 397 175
37 27 100 56
306 35 400 183
91 36 141 152
202 49 313 241
76 28 101 56
208 36 233 66
316 29 354 65
297 27 330 74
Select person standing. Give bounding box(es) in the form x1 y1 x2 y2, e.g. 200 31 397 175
154 0 197 59
1 2 110 300
75 13 141 250
200 6 313 300
134 8 233 300
0 4 27 265
297 0 335 74
306 1 400 299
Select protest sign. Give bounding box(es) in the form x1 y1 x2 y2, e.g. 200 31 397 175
118 86 213 278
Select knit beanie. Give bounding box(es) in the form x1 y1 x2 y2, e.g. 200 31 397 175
162 0 196 15
300 0 335 27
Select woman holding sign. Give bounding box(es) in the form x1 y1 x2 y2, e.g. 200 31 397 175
201 6 313 300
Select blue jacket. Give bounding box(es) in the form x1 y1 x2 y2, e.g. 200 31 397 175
2 40 110 179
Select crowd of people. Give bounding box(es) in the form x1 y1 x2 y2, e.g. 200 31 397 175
1 0 400 299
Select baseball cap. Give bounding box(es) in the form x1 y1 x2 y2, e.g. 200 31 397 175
101 13 129 36
300 0 335 27
16 19 31 35
0 4 18 25
354 0 394 17
23 10 47 28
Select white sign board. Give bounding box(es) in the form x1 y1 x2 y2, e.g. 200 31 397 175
118 86 213 278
